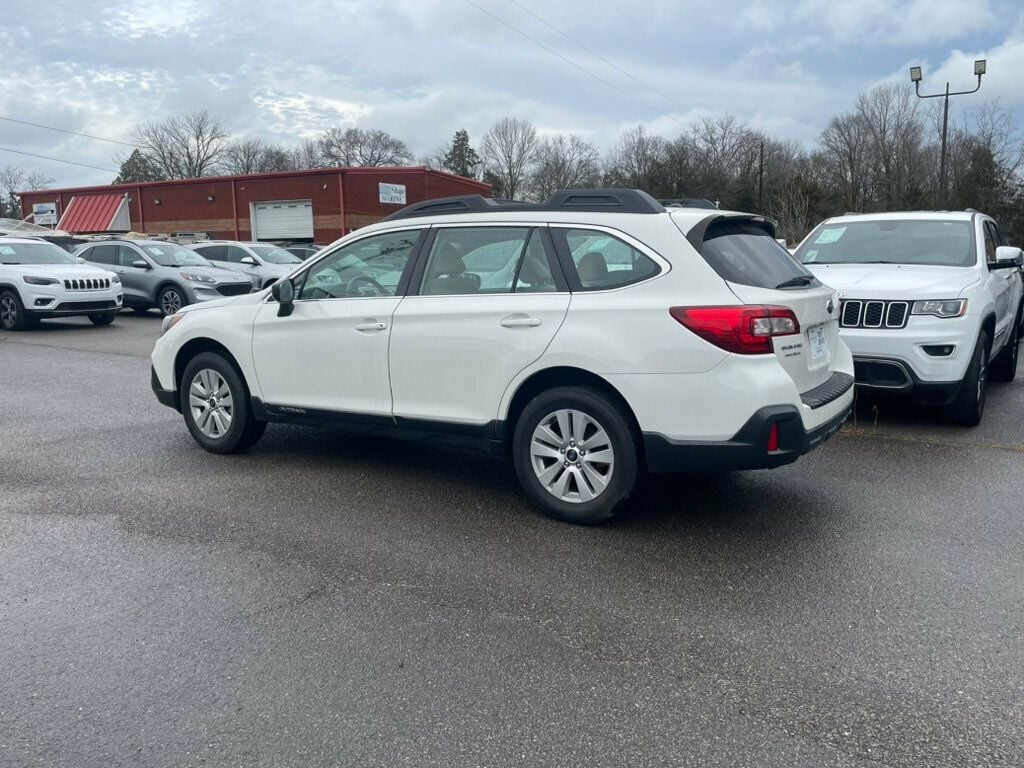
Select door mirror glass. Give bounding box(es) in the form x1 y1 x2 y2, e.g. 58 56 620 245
240 255 258 266
994 245 1023 266
271 277 295 316
132 260 150 269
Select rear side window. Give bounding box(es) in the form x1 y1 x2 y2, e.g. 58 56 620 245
554 228 660 290
83 244 117 265
420 227 556 295
700 219 815 289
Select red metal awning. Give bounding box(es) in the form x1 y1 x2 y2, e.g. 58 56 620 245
57 193 127 233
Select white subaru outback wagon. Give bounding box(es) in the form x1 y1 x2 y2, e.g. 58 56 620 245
151 190 854 523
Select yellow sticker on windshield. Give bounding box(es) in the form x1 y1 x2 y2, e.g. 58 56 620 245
814 227 846 244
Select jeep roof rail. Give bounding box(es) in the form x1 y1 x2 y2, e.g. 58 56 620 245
381 188 666 221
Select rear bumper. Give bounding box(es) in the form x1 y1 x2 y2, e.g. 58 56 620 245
643 402 850 473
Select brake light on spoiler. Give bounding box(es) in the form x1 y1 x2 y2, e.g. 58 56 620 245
669 305 801 355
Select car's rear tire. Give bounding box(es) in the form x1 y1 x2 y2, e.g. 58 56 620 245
180 352 266 453
158 285 186 317
512 386 639 524
0 290 30 331
990 321 1019 382
88 312 117 326
946 331 990 426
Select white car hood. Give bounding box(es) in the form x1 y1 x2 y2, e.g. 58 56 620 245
8 264 118 282
806 263 978 300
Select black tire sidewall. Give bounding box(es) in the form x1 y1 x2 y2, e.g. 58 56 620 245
513 386 638 524
88 312 117 325
949 332 989 425
180 352 255 453
0 290 27 331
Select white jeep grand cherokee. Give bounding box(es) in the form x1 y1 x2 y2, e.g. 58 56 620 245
0 237 123 330
152 190 854 523
795 212 1023 425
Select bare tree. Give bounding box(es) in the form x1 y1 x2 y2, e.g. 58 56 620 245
603 125 665 192
0 166 53 218
221 137 294 175
130 110 229 179
481 117 538 200
531 134 600 199
318 127 413 167
290 138 324 170
818 111 871 212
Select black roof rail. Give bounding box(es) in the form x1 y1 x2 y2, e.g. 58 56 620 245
381 188 666 222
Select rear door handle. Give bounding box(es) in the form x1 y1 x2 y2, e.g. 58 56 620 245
500 316 542 328
354 320 387 332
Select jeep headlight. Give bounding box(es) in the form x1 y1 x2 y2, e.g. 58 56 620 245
23 275 59 286
180 272 215 284
911 299 967 318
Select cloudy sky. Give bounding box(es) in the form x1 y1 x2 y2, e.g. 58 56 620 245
3 0 1023 189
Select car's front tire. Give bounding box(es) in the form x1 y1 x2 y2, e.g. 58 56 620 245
947 331 990 426
88 312 117 326
0 290 30 331
158 285 187 317
180 352 266 453
513 386 639 524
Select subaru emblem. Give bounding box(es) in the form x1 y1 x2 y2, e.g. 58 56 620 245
826 299 835 314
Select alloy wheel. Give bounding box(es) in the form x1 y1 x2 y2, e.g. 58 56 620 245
0 295 17 329
188 368 234 439
530 409 614 503
161 290 183 315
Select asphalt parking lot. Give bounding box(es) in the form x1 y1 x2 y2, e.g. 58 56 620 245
2 313 1022 768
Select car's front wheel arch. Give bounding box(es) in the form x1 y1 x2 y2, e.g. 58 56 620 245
174 338 251 412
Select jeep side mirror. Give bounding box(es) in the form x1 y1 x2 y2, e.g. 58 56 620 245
240 256 258 266
271 277 295 316
994 245 1023 268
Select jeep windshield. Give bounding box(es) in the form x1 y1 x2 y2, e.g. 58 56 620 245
796 219 976 267
142 243 213 267
0 241 79 265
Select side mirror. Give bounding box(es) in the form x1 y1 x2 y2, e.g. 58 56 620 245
994 245 1023 268
132 260 151 269
76 256 86 264
271 278 295 317
240 255 258 266
775 238 788 249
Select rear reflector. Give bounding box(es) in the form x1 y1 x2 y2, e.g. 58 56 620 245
669 305 801 355
767 422 779 452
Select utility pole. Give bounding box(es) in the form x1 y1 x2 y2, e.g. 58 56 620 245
910 60 986 209
758 140 764 213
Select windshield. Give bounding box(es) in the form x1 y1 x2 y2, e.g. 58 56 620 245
796 219 976 267
250 245 301 265
0 241 79 265
142 243 213 267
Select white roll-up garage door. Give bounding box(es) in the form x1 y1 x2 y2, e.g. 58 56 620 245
251 200 314 240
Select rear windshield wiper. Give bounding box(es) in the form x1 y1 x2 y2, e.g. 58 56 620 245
775 275 815 289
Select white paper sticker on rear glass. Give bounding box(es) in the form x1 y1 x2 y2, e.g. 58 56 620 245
814 227 846 245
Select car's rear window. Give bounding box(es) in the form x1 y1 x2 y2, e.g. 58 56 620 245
699 219 816 289
795 219 976 267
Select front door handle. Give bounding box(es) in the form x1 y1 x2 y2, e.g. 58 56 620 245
354 320 387 332
500 316 542 328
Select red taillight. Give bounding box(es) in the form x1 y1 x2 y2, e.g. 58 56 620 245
669 305 801 355
766 422 779 452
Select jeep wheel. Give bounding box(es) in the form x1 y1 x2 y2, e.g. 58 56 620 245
946 331 990 426
513 386 639 524
181 352 266 454
88 312 117 326
990 322 1019 382
0 290 30 331
158 286 186 317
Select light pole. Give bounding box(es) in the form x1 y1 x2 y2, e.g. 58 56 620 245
910 59 986 209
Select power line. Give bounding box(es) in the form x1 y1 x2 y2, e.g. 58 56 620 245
0 115 138 148
461 0 685 127
504 0 691 115
0 146 117 173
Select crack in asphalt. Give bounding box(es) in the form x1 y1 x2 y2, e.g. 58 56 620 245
0 336 152 358
840 426 1024 455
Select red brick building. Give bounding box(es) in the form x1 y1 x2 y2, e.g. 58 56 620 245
19 167 490 243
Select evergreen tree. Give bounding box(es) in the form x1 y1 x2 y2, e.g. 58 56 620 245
113 149 165 184
442 129 482 179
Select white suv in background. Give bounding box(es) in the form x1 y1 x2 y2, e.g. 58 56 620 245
151 190 854 524
795 212 1023 425
0 237 123 330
